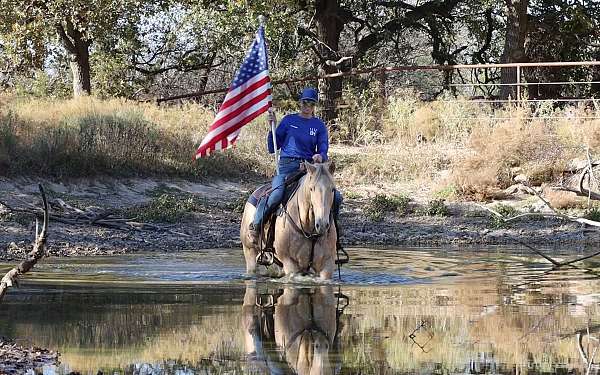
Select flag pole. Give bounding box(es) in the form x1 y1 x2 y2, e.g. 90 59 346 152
259 15 280 175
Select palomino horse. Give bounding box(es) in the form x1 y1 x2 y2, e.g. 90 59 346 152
240 162 337 280
242 284 339 375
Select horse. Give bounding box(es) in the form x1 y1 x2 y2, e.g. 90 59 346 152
242 284 339 375
274 286 337 375
240 162 337 280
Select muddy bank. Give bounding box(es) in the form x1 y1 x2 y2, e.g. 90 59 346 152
1 177 599 261
0 337 58 374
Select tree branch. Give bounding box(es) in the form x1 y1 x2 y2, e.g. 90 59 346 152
0 184 49 302
55 23 77 55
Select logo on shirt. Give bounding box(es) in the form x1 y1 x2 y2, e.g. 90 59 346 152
309 128 317 136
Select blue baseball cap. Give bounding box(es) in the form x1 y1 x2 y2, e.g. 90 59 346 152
300 87 318 102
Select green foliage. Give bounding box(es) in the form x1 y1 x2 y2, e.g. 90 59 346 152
421 199 450 217
13 70 71 99
527 0 600 98
584 207 600 222
365 194 410 222
92 53 141 98
488 204 519 228
433 185 457 200
344 191 362 200
126 193 205 223
227 192 252 214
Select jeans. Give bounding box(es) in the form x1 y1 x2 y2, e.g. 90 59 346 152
252 157 343 227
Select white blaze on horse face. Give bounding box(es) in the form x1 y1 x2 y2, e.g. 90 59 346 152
307 163 334 235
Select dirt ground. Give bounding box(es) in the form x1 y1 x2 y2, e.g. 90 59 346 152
1 176 599 262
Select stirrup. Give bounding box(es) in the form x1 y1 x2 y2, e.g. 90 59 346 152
256 250 275 266
255 294 275 308
256 249 283 267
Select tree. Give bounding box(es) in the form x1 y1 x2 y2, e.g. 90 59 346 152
525 0 600 99
295 0 463 122
500 0 529 100
0 0 157 97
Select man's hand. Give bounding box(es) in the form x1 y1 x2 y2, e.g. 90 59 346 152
312 154 323 163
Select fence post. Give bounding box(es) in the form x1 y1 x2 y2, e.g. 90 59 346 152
516 65 521 104
377 69 387 130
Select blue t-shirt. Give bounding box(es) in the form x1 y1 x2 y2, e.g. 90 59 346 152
267 114 329 161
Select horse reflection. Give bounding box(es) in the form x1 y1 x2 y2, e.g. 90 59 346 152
242 284 345 375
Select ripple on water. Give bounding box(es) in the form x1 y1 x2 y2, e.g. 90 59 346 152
2 247 597 287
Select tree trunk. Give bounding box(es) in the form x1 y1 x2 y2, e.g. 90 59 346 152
500 0 529 101
315 0 344 126
57 21 92 97
69 45 91 97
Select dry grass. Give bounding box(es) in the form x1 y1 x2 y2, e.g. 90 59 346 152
543 187 586 209
2 93 599 200
0 95 273 179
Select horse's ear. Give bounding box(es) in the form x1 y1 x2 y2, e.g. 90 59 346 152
327 161 335 174
305 161 317 174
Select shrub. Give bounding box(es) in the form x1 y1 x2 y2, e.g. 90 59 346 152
584 207 600 222
364 194 410 221
488 203 520 228
0 96 271 179
126 193 205 223
421 199 450 216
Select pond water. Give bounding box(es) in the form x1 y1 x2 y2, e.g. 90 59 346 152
0 247 599 374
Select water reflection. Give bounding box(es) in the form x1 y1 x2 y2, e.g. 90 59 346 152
242 283 348 374
0 249 599 374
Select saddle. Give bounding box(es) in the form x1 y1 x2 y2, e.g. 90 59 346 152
247 170 306 252
247 170 306 208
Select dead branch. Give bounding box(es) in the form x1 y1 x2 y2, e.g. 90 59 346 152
0 184 49 302
480 192 600 266
524 184 600 227
513 239 561 266
477 203 558 222
1 198 188 236
552 185 600 201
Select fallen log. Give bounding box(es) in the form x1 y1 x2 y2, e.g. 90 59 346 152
0 184 49 302
0 198 189 235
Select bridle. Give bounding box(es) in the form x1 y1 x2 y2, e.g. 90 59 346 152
282 175 334 274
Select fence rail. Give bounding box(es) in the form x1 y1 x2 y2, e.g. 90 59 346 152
155 61 600 122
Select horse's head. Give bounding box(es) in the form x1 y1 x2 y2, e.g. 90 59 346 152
304 161 336 235
294 330 333 375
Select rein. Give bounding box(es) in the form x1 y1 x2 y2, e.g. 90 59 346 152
282 179 332 274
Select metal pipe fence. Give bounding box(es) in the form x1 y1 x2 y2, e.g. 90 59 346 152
157 61 600 122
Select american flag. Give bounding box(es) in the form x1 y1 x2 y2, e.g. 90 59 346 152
195 25 272 159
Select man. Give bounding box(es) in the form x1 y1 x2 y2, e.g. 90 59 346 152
248 87 342 244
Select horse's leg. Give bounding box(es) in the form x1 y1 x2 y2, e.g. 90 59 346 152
278 287 300 305
317 235 337 280
282 257 301 276
243 244 258 274
319 268 333 280
241 203 259 275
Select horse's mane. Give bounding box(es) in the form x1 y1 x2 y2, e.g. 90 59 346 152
302 162 334 186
